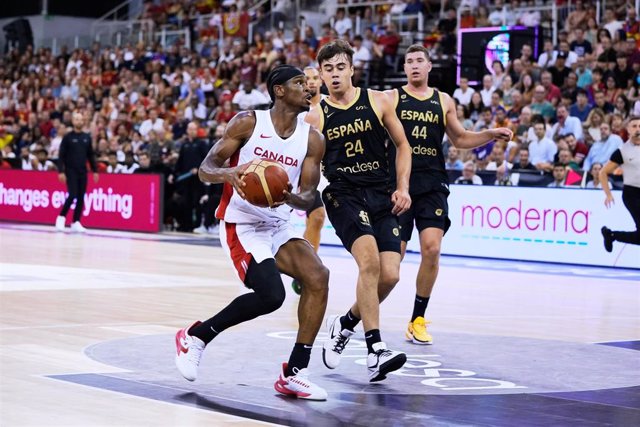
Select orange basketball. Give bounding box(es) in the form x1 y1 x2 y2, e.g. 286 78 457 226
241 159 290 208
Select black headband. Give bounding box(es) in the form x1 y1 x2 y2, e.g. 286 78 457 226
266 65 304 101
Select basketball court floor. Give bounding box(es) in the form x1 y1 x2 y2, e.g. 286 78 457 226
1 222 639 426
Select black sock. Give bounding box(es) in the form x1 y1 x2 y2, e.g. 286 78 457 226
411 295 430 322
285 343 312 377
189 320 220 345
340 309 360 331
365 329 381 353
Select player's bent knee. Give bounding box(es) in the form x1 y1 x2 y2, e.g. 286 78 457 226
302 264 330 293
421 244 441 262
260 284 286 313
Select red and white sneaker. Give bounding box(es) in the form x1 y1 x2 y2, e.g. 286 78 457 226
175 321 205 381
274 363 328 401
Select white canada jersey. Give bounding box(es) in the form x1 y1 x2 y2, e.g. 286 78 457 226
216 109 310 223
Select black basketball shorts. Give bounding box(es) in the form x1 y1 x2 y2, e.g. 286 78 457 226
398 190 451 242
322 184 401 253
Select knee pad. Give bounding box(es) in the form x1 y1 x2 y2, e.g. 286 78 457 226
245 258 286 313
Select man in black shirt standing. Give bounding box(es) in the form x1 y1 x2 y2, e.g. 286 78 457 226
55 112 98 233
174 121 209 231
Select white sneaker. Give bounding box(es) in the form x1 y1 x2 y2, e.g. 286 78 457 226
70 222 87 233
274 363 328 401
175 321 206 381
367 342 407 382
322 315 354 369
193 225 207 234
55 216 66 232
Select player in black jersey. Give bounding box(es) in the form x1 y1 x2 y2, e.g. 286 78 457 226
305 40 412 382
387 44 513 344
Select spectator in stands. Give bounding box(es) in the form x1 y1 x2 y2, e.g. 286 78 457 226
35 148 57 171
352 35 372 86
614 53 634 90
513 147 536 171
445 146 464 170
473 107 493 132
140 109 165 139
604 74 622 104
614 94 631 119
539 70 561 106
489 90 504 115
491 60 506 90
564 133 589 167
584 108 606 144
467 91 484 122
570 28 593 59
565 1 588 34
585 163 609 189
603 7 624 40
453 77 473 106
500 75 515 108
557 147 580 174
120 152 139 174
537 38 556 69
485 143 512 171
570 88 593 122
575 56 593 89
551 105 584 141
547 163 567 188
512 104 531 141
456 104 474 131
333 8 353 38
516 72 535 105
528 121 556 172
455 161 483 185
479 74 495 106
436 8 457 55
593 89 615 114
530 85 555 123
549 51 571 88
232 80 269 111
106 151 124 173
507 58 525 87
611 113 629 140
377 22 402 68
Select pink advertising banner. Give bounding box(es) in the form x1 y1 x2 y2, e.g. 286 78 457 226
0 170 162 232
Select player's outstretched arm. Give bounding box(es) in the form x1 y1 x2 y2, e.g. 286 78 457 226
283 128 326 211
198 111 255 198
373 89 411 215
442 92 513 149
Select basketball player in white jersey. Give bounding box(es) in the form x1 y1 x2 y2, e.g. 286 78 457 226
174 65 329 400
291 66 328 295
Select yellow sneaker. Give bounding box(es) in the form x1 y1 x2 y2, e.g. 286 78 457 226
405 316 433 345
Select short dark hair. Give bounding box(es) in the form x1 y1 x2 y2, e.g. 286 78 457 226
628 115 640 124
317 40 354 66
405 43 430 60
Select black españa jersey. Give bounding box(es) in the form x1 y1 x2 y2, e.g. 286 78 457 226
389 87 449 194
319 88 389 187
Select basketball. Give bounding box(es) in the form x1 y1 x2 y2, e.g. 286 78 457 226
241 159 290 208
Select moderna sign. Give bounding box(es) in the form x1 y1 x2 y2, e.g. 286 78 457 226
290 184 638 269
0 170 162 232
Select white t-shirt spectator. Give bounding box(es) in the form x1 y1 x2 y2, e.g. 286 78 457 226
480 87 495 107
353 46 372 69
453 87 474 106
528 136 557 165
185 103 208 120
455 175 483 185
139 118 165 138
334 17 353 37
232 89 270 110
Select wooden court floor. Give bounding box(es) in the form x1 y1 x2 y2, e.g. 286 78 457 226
1 223 639 426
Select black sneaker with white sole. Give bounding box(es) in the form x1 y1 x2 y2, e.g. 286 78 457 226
367 342 407 382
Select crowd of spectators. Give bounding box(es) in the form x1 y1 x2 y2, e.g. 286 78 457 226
0 0 639 231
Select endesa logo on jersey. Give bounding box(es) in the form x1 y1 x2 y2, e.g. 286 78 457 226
253 147 299 167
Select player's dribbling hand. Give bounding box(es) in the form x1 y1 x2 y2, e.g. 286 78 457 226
492 127 513 142
391 189 411 215
604 194 614 208
229 164 248 199
272 182 293 208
